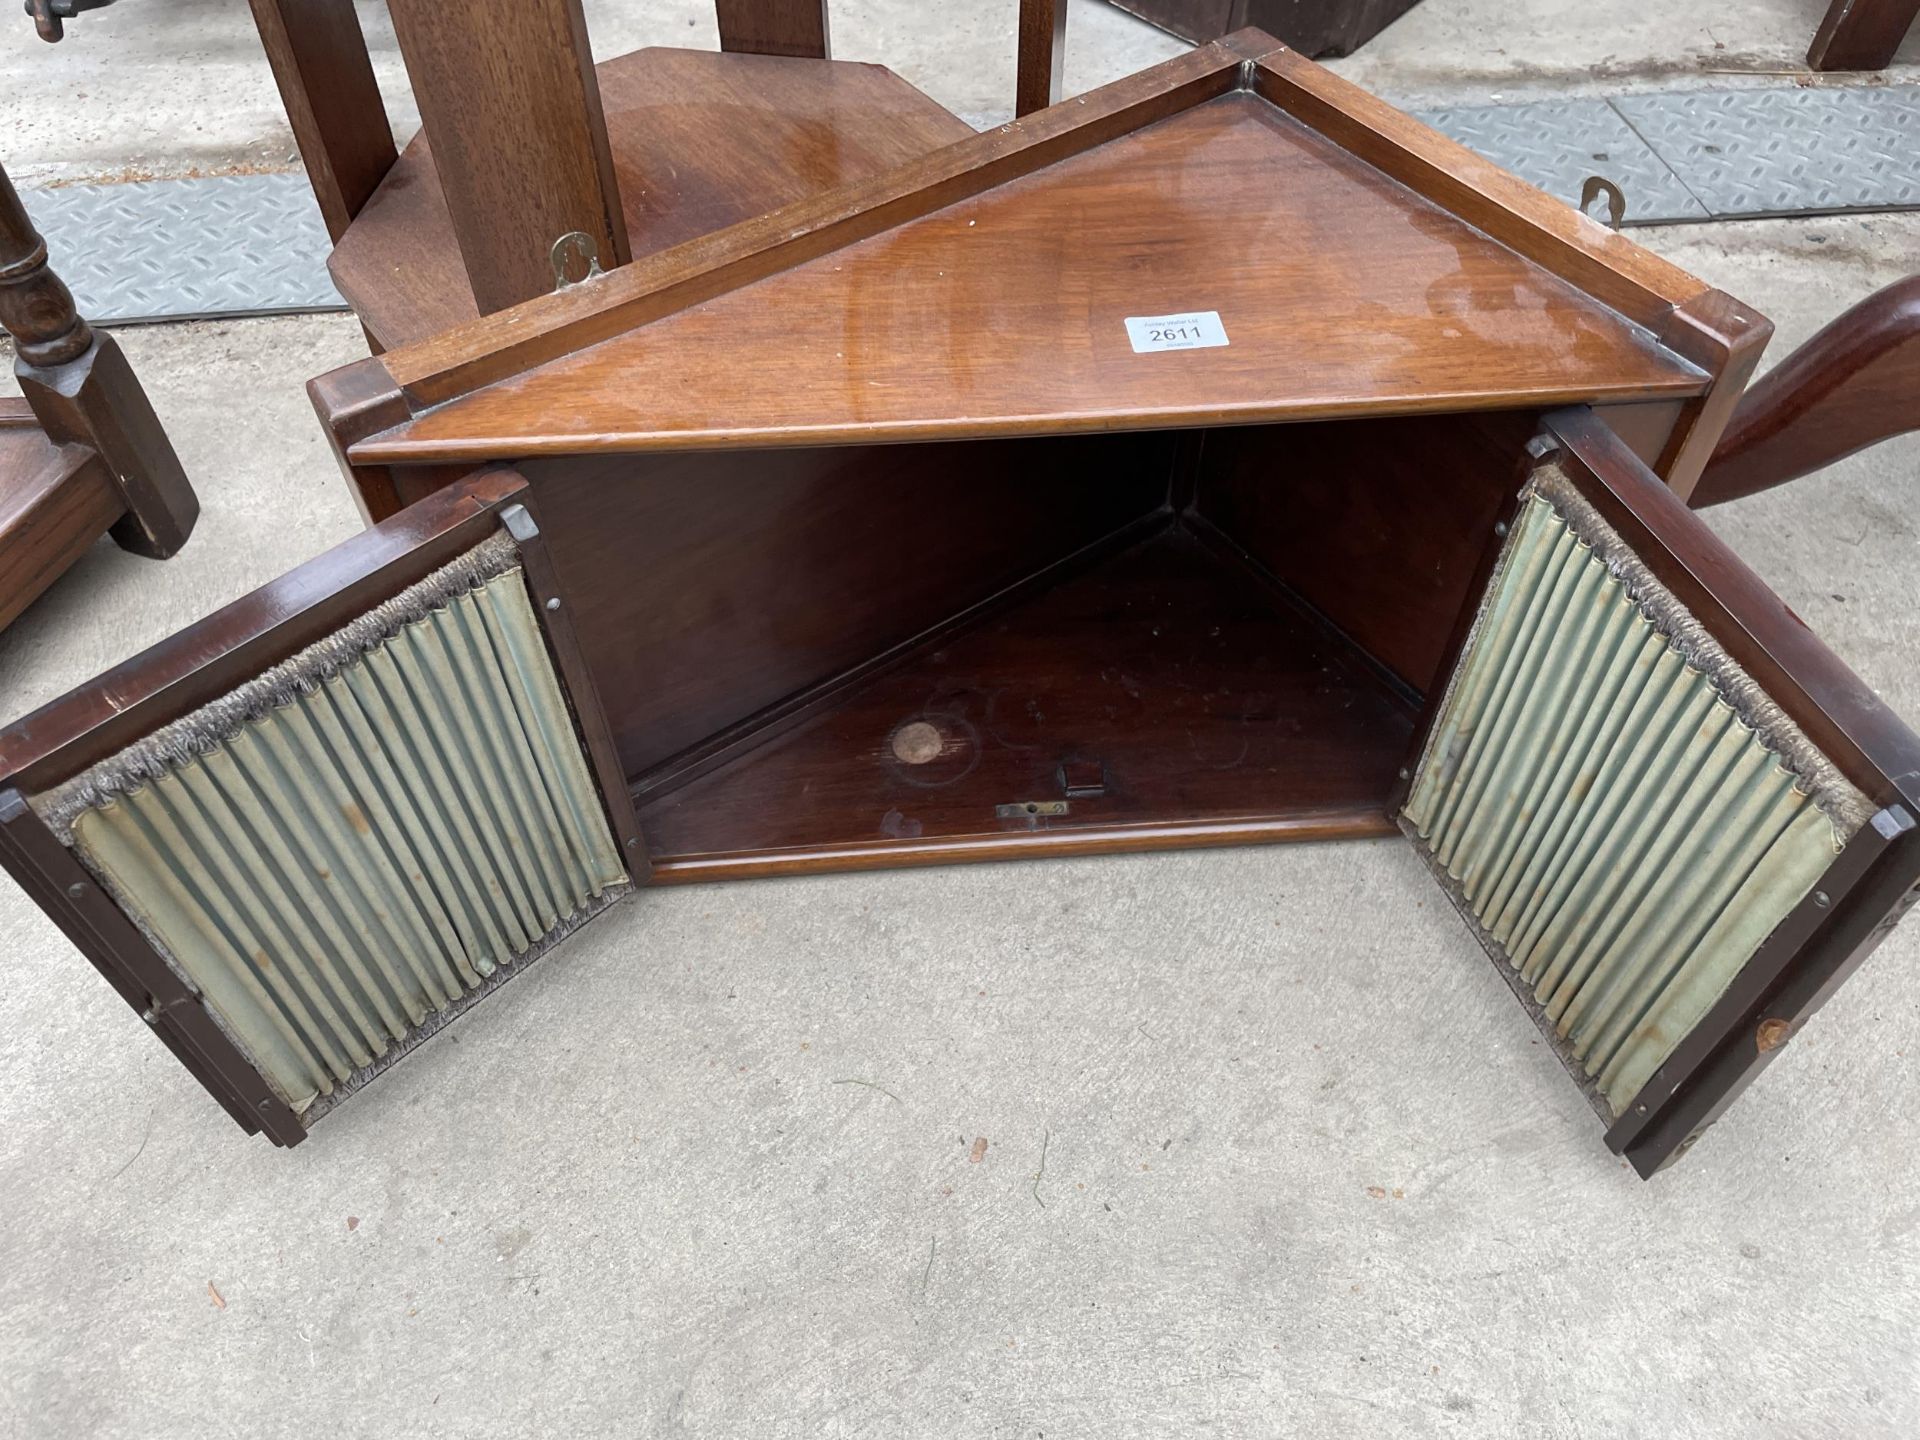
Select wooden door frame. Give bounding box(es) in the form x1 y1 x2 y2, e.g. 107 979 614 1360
0 470 644 1146
1390 406 1920 1175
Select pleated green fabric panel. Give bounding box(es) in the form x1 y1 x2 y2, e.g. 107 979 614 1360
62 556 627 1113
1404 477 1867 1117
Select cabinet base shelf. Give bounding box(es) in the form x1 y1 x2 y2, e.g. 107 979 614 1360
638 526 1416 877
645 809 1400 883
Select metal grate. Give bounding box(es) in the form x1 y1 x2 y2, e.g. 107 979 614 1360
1403 470 1872 1117
41 537 628 1116
1610 86 1920 220
23 173 342 324
1415 84 1920 226
1415 99 1710 224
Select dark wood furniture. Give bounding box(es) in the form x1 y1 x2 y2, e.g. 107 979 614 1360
3 39 1915 1180
245 0 1068 351
319 35 1766 516
0 158 197 632
1099 0 1425 56
1695 275 1920 507
1809 0 1919 70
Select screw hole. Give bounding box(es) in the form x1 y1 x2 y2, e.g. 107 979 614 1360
1026 803 1039 814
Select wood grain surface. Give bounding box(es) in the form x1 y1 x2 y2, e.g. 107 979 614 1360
357 92 1708 464
383 0 630 316
366 38 1263 409
715 0 830 57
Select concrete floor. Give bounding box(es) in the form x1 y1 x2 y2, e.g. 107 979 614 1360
3 3 1919 1437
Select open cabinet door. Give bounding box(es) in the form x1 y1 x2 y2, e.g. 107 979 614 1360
1399 409 1920 1177
0 471 642 1146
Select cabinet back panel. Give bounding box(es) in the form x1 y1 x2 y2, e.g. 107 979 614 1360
1193 412 1535 694
523 434 1174 779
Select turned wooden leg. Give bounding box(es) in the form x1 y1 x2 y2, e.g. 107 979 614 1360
0 162 198 557
1692 276 1920 508
1809 0 1920 70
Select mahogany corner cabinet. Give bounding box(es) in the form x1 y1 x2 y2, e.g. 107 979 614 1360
3 37 1915 1177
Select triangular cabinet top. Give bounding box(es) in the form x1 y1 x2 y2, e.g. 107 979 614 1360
331 33 1764 480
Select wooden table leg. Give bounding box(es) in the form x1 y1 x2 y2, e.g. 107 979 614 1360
1809 0 1920 70
386 0 631 315
1017 0 1069 116
245 0 397 243
715 0 830 58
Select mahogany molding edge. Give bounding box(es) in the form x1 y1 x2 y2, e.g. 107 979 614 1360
1651 288 1773 503
645 808 1399 882
346 383 1712 469
1244 48 1710 330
